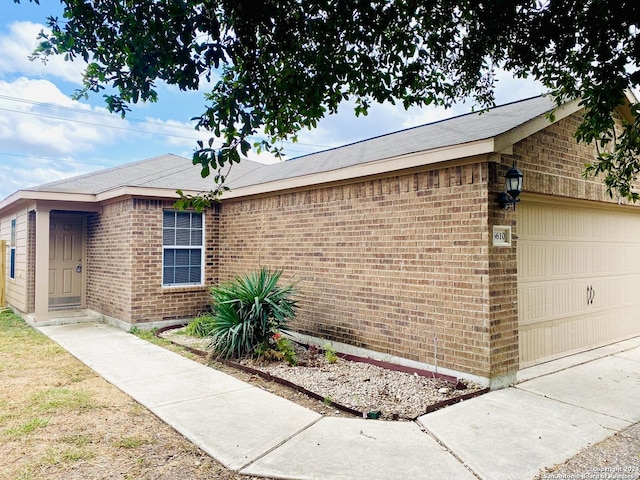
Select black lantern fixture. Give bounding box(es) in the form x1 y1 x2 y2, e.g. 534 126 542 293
498 162 523 210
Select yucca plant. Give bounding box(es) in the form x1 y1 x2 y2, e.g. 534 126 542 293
207 268 298 358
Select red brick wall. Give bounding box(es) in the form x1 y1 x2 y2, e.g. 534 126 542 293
487 162 519 379
86 199 134 322
219 163 494 377
509 110 633 203
86 198 218 325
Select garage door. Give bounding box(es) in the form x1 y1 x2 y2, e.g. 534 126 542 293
518 200 640 368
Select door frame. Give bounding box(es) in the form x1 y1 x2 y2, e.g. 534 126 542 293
48 212 87 309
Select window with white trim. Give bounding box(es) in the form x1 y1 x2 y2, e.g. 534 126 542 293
162 210 203 286
9 218 16 279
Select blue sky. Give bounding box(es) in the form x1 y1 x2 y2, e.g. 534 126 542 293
0 1 546 200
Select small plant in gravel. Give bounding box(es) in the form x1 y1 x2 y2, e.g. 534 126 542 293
324 343 338 364
255 333 298 366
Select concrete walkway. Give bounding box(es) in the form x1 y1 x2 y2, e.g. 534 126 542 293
38 323 640 480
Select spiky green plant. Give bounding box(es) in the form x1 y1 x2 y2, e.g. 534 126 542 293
207 268 297 358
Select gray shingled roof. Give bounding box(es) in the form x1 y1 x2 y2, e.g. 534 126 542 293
29 95 555 195
228 95 556 188
30 153 264 194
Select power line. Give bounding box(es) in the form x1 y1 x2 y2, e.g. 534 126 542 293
0 106 207 141
0 94 197 132
0 94 335 150
0 151 118 168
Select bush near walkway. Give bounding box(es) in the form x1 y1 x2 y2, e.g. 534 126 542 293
195 268 298 359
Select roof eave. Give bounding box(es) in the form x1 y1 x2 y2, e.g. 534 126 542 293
493 98 583 153
222 138 497 199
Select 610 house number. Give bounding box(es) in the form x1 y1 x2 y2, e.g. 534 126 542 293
492 226 512 247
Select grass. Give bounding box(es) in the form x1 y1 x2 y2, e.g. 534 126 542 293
129 326 200 360
61 432 95 447
30 387 97 412
41 446 96 465
0 309 245 479
114 436 150 449
4 417 49 438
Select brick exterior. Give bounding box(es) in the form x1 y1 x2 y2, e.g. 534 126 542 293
218 163 495 377
215 111 638 383
487 161 519 380
86 198 218 324
507 110 631 204
42 108 637 384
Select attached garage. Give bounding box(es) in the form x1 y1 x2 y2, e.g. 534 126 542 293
518 198 640 367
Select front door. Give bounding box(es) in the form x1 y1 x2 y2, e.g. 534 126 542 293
49 214 84 307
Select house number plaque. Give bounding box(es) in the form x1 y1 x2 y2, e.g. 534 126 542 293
492 226 512 247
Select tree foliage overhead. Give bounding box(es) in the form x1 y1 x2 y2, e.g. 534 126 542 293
20 0 640 202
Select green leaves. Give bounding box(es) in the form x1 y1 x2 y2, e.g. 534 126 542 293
205 268 298 359
24 0 640 200
584 112 640 202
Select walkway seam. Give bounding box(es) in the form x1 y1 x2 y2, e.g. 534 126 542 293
236 415 326 473
513 385 635 425
415 420 483 480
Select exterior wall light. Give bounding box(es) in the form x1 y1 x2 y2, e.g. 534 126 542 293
498 163 523 210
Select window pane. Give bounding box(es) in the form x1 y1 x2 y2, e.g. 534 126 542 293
189 266 202 283
10 248 15 279
176 212 191 229
163 211 175 228
163 249 175 267
10 219 16 247
163 228 175 246
175 249 190 266
175 229 191 246
162 211 203 286
162 266 174 285
174 266 190 284
191 229 202 246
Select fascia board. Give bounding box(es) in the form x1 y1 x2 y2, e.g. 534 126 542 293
0 190 97 214
221 138 496 199
94 186 191 202
493 98 583 152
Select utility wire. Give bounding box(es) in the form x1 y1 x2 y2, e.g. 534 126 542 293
0 94 334 149
0 151 118 168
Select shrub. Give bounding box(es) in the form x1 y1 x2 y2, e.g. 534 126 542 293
207 268 298 358
184 314 216 338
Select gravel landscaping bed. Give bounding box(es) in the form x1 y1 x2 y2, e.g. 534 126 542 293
160 327 486 420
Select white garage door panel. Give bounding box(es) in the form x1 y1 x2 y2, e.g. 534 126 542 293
518 202 640 367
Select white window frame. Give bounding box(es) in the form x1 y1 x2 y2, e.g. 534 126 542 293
9 218 16 280
162 210 204 287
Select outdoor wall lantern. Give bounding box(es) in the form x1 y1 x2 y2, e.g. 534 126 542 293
498 162 524 210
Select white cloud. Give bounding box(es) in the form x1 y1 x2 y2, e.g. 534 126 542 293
0 21 87 83
0 77 123 156
0 156 103 200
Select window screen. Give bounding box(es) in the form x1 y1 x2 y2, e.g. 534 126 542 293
162 211 203 286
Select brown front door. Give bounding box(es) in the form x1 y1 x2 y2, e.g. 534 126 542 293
49 214 84 307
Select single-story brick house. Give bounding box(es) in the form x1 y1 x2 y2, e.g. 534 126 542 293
2 94 639 388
